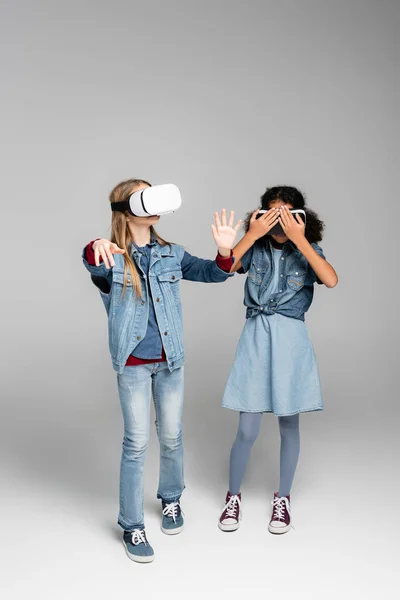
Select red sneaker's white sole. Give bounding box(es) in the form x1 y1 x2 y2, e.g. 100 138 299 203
218 520 240 532
268 523 291 535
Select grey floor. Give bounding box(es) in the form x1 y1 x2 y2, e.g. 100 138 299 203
2 387 398 600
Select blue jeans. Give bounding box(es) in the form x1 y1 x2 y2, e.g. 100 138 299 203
117 362 185 531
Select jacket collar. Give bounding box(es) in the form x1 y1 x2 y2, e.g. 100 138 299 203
267 238 297 253
130 236 175 257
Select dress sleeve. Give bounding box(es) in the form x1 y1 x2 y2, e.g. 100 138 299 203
237 245 254 274
309 243 326 285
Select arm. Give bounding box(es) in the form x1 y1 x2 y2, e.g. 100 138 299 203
181 209 241 282
279 205 338 288
296 239 337 287
181 251 234 282
230 231 258 273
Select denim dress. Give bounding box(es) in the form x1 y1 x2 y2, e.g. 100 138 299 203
222 241 324 416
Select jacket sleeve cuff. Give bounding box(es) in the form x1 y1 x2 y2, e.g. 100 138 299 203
216 250 234 272
85 239 101 265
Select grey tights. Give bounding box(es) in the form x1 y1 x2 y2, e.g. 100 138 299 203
229 412 300 497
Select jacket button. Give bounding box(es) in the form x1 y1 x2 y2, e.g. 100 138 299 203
171 362 174 366
164 332 168 336
156 298 160 302
137 336 141 340
141 301 145 305
171 275 175 280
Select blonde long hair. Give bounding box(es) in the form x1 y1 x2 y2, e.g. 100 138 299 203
109 179 171 297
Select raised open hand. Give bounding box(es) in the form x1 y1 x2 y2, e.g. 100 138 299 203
211 209 242 256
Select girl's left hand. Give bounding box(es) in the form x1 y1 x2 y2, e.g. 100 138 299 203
212 209 242 257
279 205 306 245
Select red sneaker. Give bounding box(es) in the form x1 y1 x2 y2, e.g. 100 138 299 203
218 492 241 532
268 492 292 534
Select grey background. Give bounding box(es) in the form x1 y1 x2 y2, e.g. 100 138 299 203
1 1 398 598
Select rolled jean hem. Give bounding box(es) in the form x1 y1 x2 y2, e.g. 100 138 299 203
118 518 145 531
157 488 184 502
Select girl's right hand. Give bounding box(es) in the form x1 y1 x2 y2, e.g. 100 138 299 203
248 208 280 240
92 239 125 268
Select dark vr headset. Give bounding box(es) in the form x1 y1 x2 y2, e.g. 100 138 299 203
111 184 182 217
256 208 306 236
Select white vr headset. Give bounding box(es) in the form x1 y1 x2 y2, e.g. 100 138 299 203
111 184 182 217
256 208 306 236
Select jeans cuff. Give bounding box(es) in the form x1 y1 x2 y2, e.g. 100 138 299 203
157 488 184 503
118 518 145 531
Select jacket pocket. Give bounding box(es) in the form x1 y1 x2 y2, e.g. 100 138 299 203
157 269 183 283
248 260 266 285
111 269 135 310
112 270 133 286
157 269 183 308
287 270 306 291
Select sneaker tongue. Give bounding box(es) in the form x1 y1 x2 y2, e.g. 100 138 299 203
226 491 241 501
163 500 177 508
275 492 290 500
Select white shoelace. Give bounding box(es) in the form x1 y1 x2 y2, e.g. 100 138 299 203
223 494 241 519
162 501 180 522
131 529 147 546
272 496 291 521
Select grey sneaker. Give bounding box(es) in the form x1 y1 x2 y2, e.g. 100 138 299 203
161 500 184 535
123 529 154 563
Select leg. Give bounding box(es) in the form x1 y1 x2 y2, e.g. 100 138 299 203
219 412 263 532
117 365 152 531
278 414 300 498
151 363 185 502
229 412 263 495
268 414 300 535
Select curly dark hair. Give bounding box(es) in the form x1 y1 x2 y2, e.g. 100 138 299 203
243 185 325 244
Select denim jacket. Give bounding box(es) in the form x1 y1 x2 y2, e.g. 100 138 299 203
82 241 234 373
240 240 325 321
